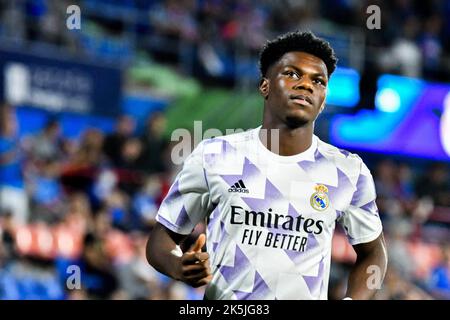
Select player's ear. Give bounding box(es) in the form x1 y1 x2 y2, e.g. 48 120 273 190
319 100 326 113
259 78 269 99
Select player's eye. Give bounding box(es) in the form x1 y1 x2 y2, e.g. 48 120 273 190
284 70 300 79
313 78 326 86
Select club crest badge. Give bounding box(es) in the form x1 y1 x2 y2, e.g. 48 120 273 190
310 184 329 211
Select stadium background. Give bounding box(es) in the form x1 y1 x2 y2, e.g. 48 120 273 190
0 0 449 300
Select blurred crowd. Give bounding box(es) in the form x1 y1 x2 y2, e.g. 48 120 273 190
146 0 450 83
330 159 450 300
0 102 207 299
0 0 449 84
1 102 450 300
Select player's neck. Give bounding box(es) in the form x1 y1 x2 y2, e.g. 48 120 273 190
259 123 314 156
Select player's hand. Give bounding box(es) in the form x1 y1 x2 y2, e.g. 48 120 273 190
179 234 212 288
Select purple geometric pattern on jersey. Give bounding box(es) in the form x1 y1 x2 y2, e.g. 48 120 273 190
284 232 319 263
204 153 216 167
221 138 236 154
287 203 298 219
242 181 322 266
297 149 325 172
298 150 354 208
221 158 322 262
242 178 280 208
325 168 353 208
157 214 183 233
164 180 180 205
350 173 371 206
284 204 319 262
360 200 379 216
213 221 229 256
219 155 284 234
203 138 236 152
204 138 237 166
302 255 325 297
233 271 271 300
208 206 221 252
219 157 260 188
339 149 351 157
219 244 251 285
175 205 192 226
241 178 283 235
207 206 220 234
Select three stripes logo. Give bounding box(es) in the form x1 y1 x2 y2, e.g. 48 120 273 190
228 179 249 193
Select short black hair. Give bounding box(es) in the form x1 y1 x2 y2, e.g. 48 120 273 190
259 31 338 78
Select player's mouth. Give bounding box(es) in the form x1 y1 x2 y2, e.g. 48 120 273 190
289 94 313 106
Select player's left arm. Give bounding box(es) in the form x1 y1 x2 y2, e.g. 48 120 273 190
345 233 388 300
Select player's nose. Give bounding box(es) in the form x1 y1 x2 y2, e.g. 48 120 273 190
293 76 313 93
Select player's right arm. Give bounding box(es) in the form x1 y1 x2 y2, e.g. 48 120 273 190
145 140 214 287
146 224 212 287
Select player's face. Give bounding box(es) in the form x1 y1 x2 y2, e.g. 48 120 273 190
260 51 328 128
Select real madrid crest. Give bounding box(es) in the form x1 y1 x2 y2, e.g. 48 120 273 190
310 184 329 211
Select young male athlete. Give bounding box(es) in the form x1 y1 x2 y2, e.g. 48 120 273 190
146 31 388 300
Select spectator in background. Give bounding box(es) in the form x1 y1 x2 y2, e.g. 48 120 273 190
138 112 169 175
116 233 164 299
75 128 105 167
378 15 422 78
117 138 144 195
415 163 450 207
131 175 163 231
0 104 29 225
103 115 136 167
61 128 104 194
427 244 450 299
24 0 48 42
149 0 198 43
78 233 119 299
0 210 17 262
119 138 144 172
376 266 432 300
104 188 132 232
63 192 93 237
374 160 405 220
28 158 65 223
0 0 26 42
419 14 443 80
28 118 64 163
386 219 416 281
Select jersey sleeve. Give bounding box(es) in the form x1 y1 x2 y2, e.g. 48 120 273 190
156 140 213 235
338 158 383 245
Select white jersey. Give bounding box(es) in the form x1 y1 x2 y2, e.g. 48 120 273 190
157 127 382 300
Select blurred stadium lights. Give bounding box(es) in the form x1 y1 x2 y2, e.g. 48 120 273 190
326 67 360 107
330 74 450 161
442 92 450 156
375 88 401 113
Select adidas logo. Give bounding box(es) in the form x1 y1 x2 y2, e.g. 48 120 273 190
228 179 249 193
